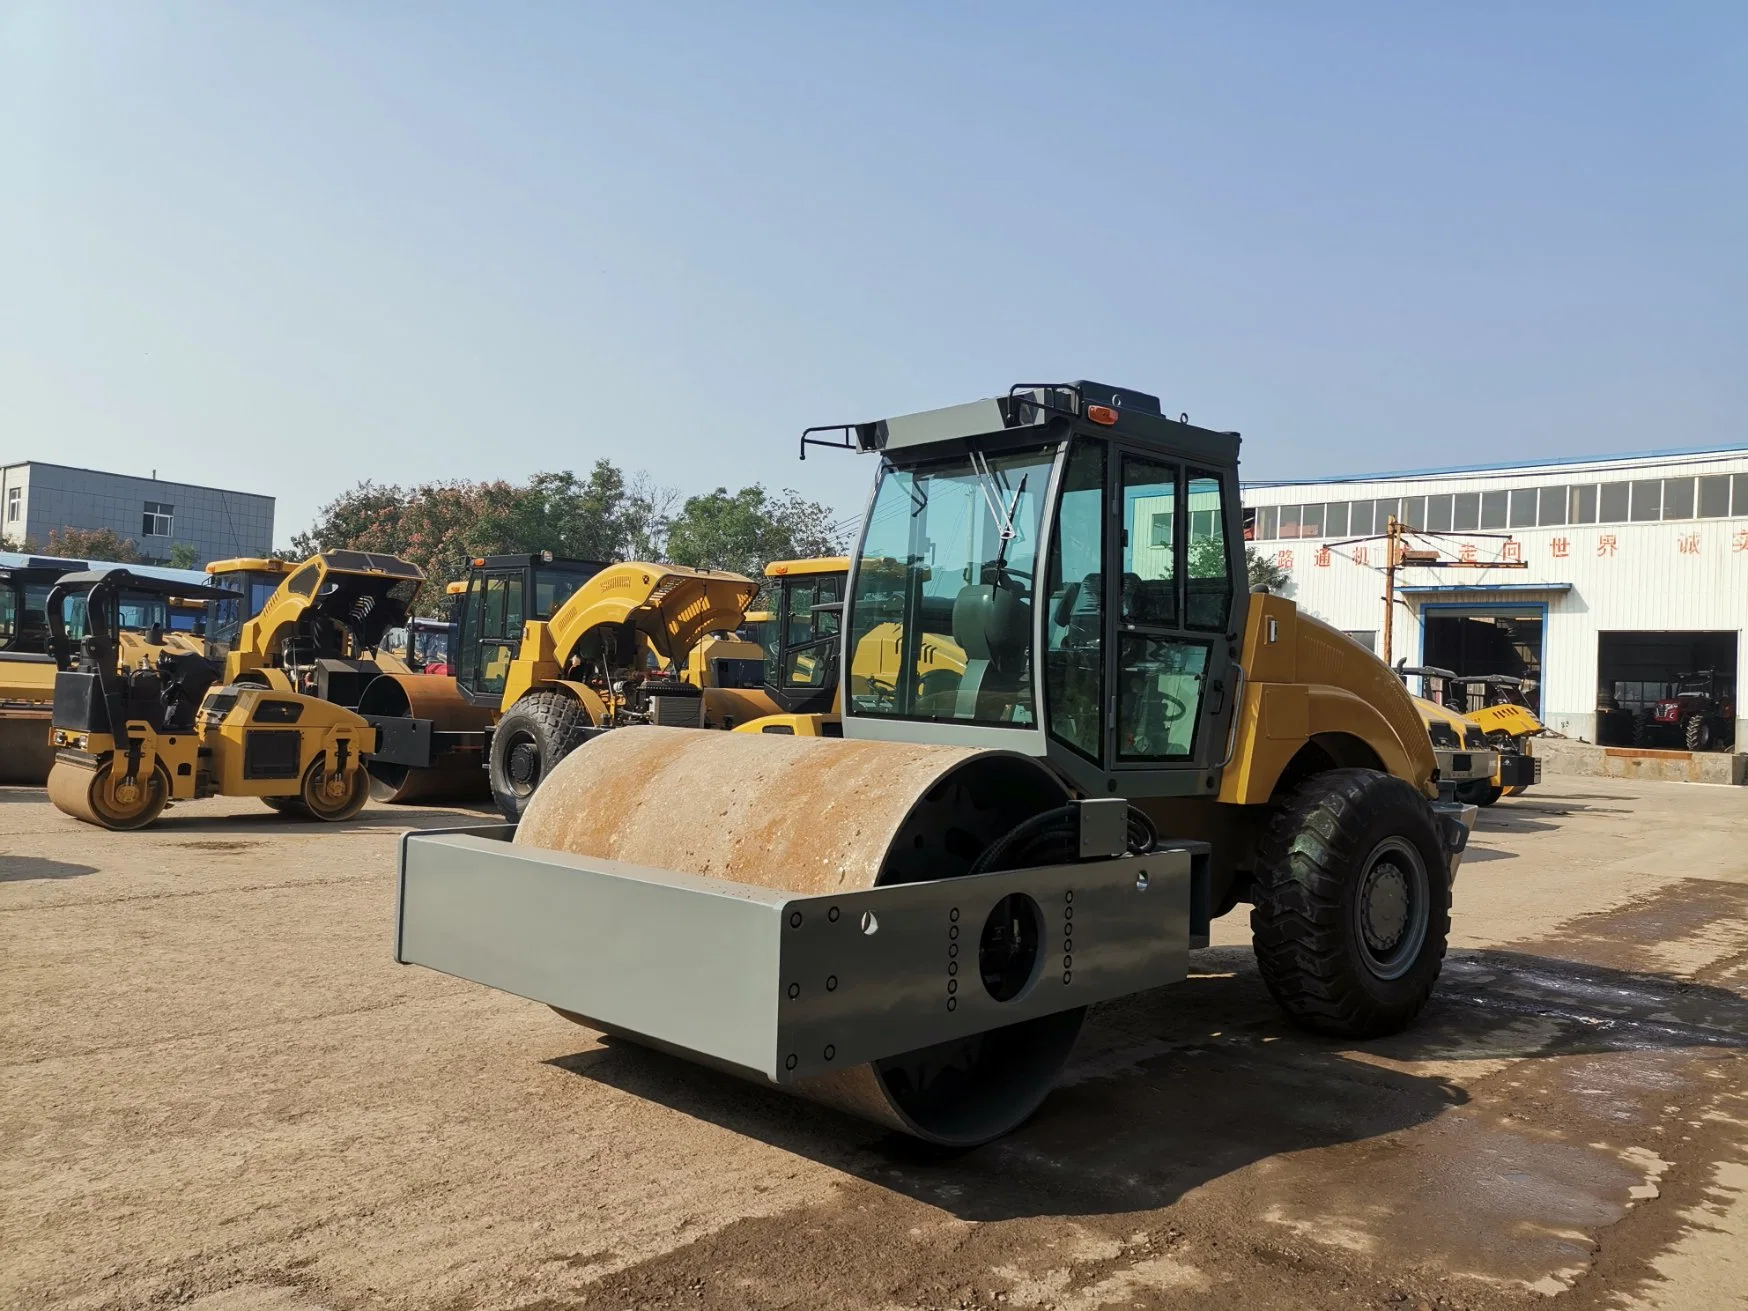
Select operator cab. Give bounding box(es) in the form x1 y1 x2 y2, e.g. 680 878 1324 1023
452 553 611 705
204 557 294 659
757 557 849 714
828 382 1248 799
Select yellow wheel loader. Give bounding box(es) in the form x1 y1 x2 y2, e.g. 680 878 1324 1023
42 569 375 830
395 380 1479 1146
359 554 759 818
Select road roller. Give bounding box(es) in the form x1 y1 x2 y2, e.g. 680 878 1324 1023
42 569 375 829
362 554 764 818
396 381 1478 1145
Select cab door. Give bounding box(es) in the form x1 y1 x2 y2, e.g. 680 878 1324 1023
456 569 526 705
1105 450 1241 785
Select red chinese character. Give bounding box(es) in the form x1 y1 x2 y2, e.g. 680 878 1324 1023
1550 536 1570 559
1276 549 1294 569
1502 540 1523 563
1598 533 1618 557
1458 542 1478 563
1314 546 1332 568
1353 545 1370 567
1678 532 1700 555
1734 529 1748 553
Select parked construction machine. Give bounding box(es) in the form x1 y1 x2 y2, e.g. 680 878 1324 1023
359 554 759 815
1395 665 1508 805
42 569 376 829
395 381 1478 1146
1 562 71 783
1447 674 1546 797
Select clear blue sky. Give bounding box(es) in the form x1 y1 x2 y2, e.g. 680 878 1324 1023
3 3 1743 548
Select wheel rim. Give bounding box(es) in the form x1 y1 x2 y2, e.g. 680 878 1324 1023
305 762 361 817
504 733 541 796
1352 837 1430 981
91 763 163 826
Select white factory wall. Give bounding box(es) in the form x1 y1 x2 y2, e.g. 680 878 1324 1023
1243 449 1748 744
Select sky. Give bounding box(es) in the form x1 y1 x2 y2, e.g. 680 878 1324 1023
2 3 1744 550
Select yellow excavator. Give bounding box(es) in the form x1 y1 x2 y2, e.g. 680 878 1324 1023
394 379 1480 1147
42 569 375 829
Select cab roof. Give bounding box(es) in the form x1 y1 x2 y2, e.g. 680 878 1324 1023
765 557 851 578
52 568 232 600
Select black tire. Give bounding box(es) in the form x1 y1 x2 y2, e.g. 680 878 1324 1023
1632 715 1651 748
1251 769 1451 1039
489 691 593 822
262 795 310 817
1684 716 1712 752
1455 779 1503 807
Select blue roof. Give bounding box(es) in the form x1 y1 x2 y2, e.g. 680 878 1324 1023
0 551 207 586
1400 582 1574 595
1245 440 1748 490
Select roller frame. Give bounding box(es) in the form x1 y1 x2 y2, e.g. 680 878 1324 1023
397 824 1201 1084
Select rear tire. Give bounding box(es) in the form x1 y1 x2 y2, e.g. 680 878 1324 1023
1684 716 1712 752
1632 715 1651 747
1251 769 1451 1039
489 691 593 822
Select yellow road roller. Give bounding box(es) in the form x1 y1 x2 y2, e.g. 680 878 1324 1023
43 569 375 829
395 380 1480 1145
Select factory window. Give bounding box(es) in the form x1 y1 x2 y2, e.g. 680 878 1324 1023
1629 480 1661 521
1508 488 1537 528
1452 493 1480 531
5 487 18 522
1299 502 1325 539
1661 478 1695 520
1373 498 1402 531
1324 501 1350 537
1479 490 1508 529
1698 476 1731 518
1277 505 1303 539
142 501 174 536
1350 500 1375 536
1424 494 1454 532
1255 505 1278 540
1598 482 1629 523
1736 474 1748 516
1149 510 1174 548
1538 486 1568 526
1400 497 1427 531
1570 484 1599 523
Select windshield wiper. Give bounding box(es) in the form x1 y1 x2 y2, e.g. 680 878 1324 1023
970 451 1024 542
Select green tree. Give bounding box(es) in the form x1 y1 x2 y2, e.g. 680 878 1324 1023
43 526 141 563
1246 545 1291 593
664 485 845 587
168 543 201 569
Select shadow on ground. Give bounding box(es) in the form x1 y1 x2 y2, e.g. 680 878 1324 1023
545 943 1746 1223
0 855 100 882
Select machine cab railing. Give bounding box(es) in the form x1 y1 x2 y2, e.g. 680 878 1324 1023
836 382 1249 799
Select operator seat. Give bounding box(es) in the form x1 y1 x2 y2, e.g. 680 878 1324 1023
949 580 1032 720
157 651 221 732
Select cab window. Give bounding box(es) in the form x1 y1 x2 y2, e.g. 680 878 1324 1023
285 564 320 598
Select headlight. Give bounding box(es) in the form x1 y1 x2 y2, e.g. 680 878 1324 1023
1463 725 1487 749
1427 722 1459 748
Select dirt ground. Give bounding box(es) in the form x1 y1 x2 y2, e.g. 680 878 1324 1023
3 777 1747 1311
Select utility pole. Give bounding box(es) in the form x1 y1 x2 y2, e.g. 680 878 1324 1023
1374 513 1525 665
1383 514 1399 664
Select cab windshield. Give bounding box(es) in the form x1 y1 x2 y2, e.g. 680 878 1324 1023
206 571 283 657
846 444 1057 725
535 563 600 618
62 590 169 639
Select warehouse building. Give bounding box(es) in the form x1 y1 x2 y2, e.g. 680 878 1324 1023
0 462 273 568
1243 445 1748 750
